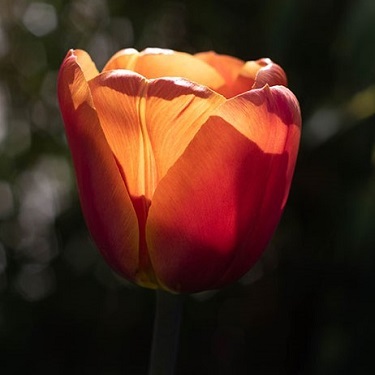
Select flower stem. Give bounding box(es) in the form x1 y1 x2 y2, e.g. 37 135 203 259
148 290 184 375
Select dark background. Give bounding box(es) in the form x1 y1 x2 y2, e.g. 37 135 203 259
0 0 375 374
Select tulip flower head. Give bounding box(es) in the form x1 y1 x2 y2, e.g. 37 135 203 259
58 48 301 293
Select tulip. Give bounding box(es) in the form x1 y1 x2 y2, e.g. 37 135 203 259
58 48 301 293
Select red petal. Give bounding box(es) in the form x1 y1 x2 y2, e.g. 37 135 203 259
213 85 300 287
57 50 141 284
146 85 301 292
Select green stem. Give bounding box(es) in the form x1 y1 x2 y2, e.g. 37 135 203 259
148 290 184 375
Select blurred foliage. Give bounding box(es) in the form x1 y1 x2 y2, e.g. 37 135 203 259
0 0 374 374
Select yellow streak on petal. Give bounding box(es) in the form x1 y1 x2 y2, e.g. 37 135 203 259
137 84 158 200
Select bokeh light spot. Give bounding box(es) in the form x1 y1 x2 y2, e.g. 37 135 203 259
22 2 57 37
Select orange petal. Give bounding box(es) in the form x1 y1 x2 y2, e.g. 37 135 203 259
146 77 225 179
240 59 287 89
146 85 301 292
102 48 140 71
103 48 225 91
215 85 300 159
210 85 300 287
74 49 100 80
88 70 150 199
248 58 288 88
194 51 244 93
89 72 225 199
57 50 141 284
194 51 252 97
226 58 288 97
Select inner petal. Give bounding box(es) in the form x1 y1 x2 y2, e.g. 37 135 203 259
103 48 226 91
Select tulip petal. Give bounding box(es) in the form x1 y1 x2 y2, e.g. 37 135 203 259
74 49 100 81
194 51 244 86
210 85 300 287
57 50 142 285
195 51 254 97
146 85 301 292
88 70 151 199
89 72 225 199
246 58 288 89
194 54 288 98
103 48 225 91
223 58 288 97
146 78 226 178
102 48 140 71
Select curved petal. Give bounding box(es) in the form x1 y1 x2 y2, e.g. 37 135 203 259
227 58 288 97
194 54 288 98
88 70 150 199
206 85 301 287
214 85 300 155
102 48 140 71
146 85 301 293
194 51 244 96
103 48 225 91
57 50 141 285
89 71 225 199
146 77 225 178
249 58 288 89
74 49 100 80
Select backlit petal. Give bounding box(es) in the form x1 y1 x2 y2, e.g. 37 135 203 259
248 58 288 88
57 50 140 283
103 48 225 91
195 51 244 96
88 70 150 199
74 49 99 80
146 85 301 292
212 85 300 287
228 58 288 97
146 78 225 179
89 72 225 199
214 85 300 160
102 48 140 71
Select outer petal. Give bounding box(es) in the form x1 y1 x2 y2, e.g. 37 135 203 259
73 49 99 80
146 85 301 293
209 85 300 288
57 50 141 284
146 78 225 179
103 48 225 91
